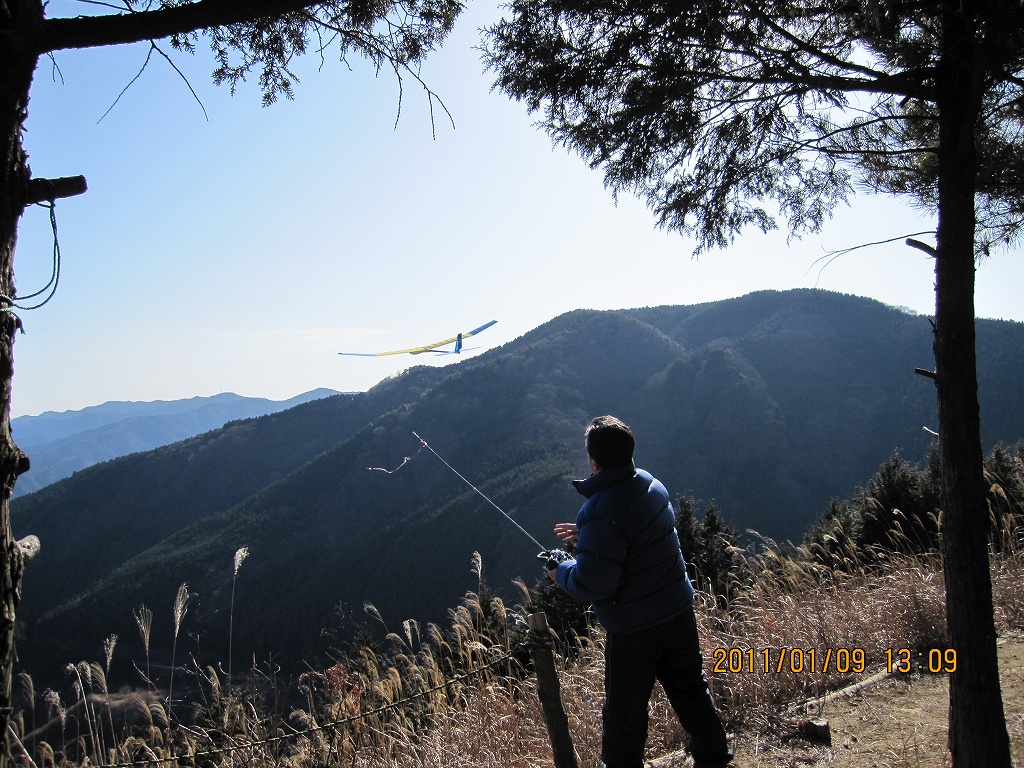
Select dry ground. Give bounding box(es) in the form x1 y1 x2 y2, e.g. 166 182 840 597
650 635 1023 768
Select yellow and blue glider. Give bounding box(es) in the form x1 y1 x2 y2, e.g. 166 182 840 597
339 320 497 357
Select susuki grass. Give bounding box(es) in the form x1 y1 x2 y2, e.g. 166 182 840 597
228 547 249 697
696 548 950 728
8 524 1024 768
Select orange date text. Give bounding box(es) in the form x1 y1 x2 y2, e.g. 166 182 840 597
711 647 867 674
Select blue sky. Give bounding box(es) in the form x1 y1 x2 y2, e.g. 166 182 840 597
12 1 1023 417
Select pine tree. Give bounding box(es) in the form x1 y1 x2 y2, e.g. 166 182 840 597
484 1 1022 762
858 452 941 556
676 497 745 607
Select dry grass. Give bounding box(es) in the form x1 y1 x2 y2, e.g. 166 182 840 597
9 532 1024 768
697 547 951 730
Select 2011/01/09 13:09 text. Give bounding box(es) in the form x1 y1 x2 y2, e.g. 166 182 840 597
711 647 958 674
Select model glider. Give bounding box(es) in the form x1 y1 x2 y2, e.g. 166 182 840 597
339 320 497 357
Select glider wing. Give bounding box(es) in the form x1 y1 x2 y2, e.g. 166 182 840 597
339 320 497 357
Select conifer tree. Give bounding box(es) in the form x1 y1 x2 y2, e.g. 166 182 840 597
858 451 941 555
673 493 700 567
485 1 1022 764
676 499 744 606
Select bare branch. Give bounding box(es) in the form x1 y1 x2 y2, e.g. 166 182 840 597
96 42 155 123
72 0 133 12
150 40 209 120
44 52 66 84
808 229 937 284
301 10 455 135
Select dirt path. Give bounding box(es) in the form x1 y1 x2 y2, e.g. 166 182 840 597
651 635 1023 768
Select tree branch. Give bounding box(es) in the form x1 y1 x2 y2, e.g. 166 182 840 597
303 9 455 134
906 237 938 256
632 61 933 101
741 3 935 99
33 0 322 54
745 2 881 80
24 176 88 205
812 112 934 144
806 229 936 284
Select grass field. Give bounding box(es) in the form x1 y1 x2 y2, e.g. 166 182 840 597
10 530 1021 768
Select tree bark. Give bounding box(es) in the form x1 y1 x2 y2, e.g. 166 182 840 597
0 2 43 764
934 0 1012 765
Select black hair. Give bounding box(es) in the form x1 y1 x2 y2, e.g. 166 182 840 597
585 416 635 470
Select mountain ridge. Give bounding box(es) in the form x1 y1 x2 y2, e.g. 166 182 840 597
11 389 344 495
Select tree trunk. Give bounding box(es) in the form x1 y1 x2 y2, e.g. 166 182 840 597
1 3 44 764
934 1 1012 765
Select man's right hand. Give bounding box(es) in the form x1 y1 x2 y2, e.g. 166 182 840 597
538 548 573 571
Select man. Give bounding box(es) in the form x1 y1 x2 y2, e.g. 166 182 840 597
548 416 732 768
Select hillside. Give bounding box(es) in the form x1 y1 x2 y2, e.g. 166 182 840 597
11 289 1024 681
11 389 343 496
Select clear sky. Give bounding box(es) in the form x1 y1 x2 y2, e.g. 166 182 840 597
12 1 1022 418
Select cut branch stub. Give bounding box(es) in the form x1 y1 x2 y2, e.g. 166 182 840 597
905 237 938 257
24 176 87 206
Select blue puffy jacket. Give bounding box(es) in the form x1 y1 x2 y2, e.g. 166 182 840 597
554 462 695 633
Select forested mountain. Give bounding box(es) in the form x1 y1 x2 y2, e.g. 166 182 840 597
11 389 342 496
11 290 1024 682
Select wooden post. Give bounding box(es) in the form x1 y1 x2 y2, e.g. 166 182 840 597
527 612 579 768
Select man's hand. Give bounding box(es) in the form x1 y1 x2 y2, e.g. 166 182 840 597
554 522 579 543
538 548 573 571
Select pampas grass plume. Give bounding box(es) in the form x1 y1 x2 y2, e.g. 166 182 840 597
234 546 249 576
104 634 117 675
173 582 193 638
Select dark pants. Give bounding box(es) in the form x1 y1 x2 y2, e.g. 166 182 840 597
602 606 731 768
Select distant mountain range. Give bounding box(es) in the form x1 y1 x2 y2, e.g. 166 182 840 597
11 389 343 496
11 290 1024 684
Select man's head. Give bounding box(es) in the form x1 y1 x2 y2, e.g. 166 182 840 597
585 416 635 471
